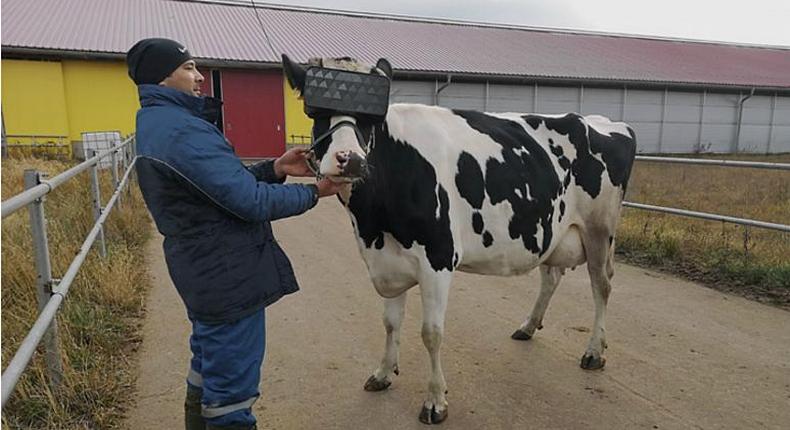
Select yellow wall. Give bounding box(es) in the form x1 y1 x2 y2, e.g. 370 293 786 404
1 58 139 151
1 59 70 142
62 60 139 142
4 61 309 152
283 78 312 145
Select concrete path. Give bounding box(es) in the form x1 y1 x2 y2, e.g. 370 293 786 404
126 196 790 430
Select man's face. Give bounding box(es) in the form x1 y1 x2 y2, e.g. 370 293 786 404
161 60 204 97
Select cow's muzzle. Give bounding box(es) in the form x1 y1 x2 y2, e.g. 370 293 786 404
307 119 372 179
337 151 367 178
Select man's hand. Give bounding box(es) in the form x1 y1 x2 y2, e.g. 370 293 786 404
315 177 347 197
274 147 314 178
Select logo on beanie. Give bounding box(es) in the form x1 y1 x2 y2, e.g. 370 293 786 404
178 46 187 53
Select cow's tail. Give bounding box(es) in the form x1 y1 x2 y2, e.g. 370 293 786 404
606 235 616 279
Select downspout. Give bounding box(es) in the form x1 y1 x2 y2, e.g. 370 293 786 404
434 75 452 105
734 88 755 153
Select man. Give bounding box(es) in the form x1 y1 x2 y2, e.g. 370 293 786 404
126 38 344 430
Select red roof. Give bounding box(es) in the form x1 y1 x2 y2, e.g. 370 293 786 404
3 0 790 89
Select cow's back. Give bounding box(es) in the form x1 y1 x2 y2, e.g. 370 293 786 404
346 104 635 278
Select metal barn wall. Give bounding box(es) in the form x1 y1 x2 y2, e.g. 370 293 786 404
1 60 71 141
391 80 790 154
61 60 138 142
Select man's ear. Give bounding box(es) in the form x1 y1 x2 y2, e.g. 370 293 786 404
282 54 306 92
375 58 393 79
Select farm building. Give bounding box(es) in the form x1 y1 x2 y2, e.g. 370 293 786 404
2 0 790 158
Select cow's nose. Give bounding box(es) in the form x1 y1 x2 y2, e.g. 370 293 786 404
343 152 367 177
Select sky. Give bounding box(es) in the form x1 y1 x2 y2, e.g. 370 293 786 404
252 0 790 47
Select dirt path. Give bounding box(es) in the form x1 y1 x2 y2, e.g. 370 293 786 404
126 196 790 430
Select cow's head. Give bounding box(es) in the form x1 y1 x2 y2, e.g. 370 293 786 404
282 54 392 182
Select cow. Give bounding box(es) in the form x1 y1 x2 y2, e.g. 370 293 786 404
282 55 637 424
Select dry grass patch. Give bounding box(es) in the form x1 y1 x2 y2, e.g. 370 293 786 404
2 157 152 429
618 154 790 308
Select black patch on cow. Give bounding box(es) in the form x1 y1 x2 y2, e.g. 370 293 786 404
453 252 459 267
456 152 485 209
454 110 562 256
559 200 566 221
525 116 542 130
535 114 605 198
472 212 484 234
549 141 562 157
457 152 495 246
347 123 455 272
374 235 385 249
524 113 636 198
588 126 637 193
546 137 572 171
311 118 333 161
482 231 494 248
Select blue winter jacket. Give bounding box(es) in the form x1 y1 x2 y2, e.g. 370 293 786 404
134 85 317 323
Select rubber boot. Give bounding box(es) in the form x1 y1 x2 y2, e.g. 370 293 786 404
205 424 257 430
185 385 205 430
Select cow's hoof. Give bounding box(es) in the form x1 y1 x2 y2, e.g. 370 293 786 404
510 329 532 341
419 404 448 425
363 375 391 391
580 354 606 370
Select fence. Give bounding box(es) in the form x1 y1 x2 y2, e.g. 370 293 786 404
287 134 312 145
623 155 790 233
0 135 137 409
2 135 71 159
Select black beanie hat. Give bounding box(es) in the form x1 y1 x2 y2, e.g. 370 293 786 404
126 38 193 85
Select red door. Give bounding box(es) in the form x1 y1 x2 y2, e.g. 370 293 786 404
220 69 285 158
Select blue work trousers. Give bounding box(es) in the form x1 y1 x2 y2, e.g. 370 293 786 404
186 308 266 427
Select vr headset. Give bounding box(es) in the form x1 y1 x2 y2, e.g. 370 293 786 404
302 66 391 123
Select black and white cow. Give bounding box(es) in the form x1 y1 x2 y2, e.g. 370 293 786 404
283 55 636 425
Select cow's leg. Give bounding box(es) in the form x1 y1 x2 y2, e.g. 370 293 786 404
580 232 614 370
511 265 563 341
418 270 452 425
364 292 407 391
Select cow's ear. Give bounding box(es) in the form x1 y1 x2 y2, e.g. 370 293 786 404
375 58 393 79
282 54 306 92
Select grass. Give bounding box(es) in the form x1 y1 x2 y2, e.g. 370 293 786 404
617 153 790 308
1 157 152 429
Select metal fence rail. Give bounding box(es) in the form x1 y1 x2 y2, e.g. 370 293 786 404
0 135 137 409
635 155 790 171
2 143 135 219
622 202 790 233
625 156 790 232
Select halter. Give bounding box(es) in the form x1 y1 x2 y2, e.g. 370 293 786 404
299 63 390 178
305 119 374 178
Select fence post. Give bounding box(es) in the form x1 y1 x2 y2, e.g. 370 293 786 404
130 137 137 192
24 169 64 390
111 148 121 208
88 149 107 257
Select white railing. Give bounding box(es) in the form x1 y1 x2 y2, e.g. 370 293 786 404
624 156 790 233
0 135 137 409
